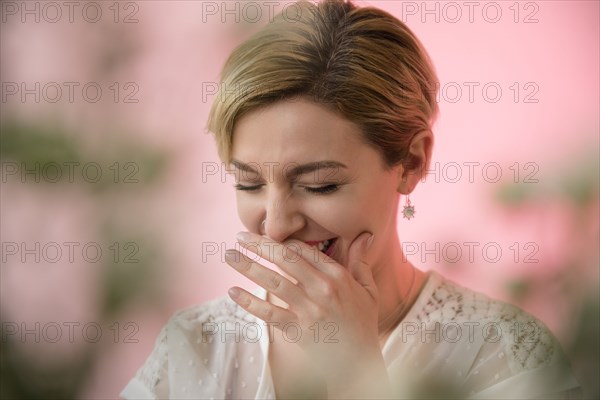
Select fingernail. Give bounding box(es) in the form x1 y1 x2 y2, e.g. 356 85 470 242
228 287 240 300
225 249 239 262
236 231 251 242
366 234 375 250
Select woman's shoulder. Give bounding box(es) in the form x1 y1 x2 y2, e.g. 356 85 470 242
416 270 560 365
161 293 266 347
388 271 582 398
167 294 256 328
417 270 551 329
121 292 266 399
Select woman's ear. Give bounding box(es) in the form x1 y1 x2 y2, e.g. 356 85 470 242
396 130 434 194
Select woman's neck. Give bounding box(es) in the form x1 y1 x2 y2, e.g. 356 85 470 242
371 231 426 345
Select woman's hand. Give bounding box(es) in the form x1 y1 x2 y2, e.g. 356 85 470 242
224 231 393 398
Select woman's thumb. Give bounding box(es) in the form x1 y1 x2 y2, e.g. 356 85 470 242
347 232 376 293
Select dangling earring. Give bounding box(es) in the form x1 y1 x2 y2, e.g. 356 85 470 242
402 196 415 220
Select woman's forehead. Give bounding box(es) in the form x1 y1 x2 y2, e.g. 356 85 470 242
232 99 364 155
236 98 359 133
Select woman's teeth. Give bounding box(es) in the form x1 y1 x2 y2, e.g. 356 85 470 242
318 238 334 253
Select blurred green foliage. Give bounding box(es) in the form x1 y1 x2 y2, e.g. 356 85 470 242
495 148 599 207
1 121 81 165
1 119 170 399
1 119 168 193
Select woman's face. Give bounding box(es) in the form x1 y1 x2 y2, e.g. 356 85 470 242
230 98 403 270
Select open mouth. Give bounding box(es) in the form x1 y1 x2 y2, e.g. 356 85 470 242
316 237 337 257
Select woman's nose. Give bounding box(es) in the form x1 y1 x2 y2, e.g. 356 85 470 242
261 190 304 242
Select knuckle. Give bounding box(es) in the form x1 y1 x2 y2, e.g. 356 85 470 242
272 246 286 265
267 274 283 291
238 259 253 273
310 304 327 321
263 307 274 322
320 279 337 298
258 239 283 264
329 265 345 280
238 293 251 308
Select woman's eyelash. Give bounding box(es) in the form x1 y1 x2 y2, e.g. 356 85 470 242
304 184 339 194
233 184 261 191
233 184 339 194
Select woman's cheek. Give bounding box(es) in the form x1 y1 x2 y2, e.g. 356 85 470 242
310 197 354 229
321 200 370 251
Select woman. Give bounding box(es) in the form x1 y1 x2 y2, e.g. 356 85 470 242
121 0 581 398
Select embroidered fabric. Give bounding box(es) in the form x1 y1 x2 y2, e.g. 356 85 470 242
121 271 582 399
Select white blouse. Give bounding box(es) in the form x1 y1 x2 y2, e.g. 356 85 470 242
121 271 582 399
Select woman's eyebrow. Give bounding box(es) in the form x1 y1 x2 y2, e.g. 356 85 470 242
230 159 347 179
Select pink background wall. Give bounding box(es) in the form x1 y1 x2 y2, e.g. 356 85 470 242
1 1 598 398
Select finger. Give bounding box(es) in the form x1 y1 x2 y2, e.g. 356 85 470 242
225 249 306 306
346 232 377 299
235 232 323 285
228 286 296 325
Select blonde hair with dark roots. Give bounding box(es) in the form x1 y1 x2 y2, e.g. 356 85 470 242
206 0 439 171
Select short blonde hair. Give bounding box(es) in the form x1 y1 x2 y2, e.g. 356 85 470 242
206 0 439 171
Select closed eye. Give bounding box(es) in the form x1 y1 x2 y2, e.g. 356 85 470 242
303 184 339 194
234 184 340 195
234 184 262 191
